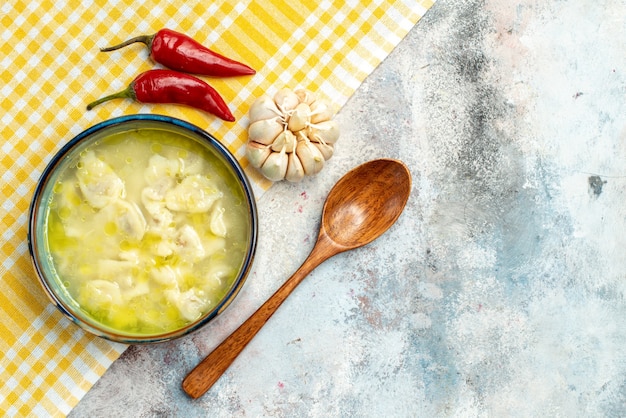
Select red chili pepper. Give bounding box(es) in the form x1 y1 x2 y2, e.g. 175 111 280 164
100 28 256 78
86 69 235 122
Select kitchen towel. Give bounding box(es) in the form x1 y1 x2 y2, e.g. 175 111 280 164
0 0 435 415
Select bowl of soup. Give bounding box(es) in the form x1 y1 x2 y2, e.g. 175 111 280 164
28 114 258 343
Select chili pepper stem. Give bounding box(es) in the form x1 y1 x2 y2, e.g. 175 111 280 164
100 34 154 52
86 86 135 110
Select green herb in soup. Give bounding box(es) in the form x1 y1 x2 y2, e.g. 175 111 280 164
46 129 250 335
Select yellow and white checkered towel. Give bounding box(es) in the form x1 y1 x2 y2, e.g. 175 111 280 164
0 0 434 415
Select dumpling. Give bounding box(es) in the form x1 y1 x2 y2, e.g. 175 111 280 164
209 204 228 237
175 224 206 260
76 150 125 209
99 200 147 241
165 174 223 213
142 186 174 228
79 280 122 309
144 154 180 186
150 265 181 287
164 288 207 321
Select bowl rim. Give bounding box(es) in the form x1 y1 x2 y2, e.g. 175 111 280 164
27 114 258 344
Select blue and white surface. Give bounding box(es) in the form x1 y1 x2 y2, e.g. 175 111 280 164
71 0 626 416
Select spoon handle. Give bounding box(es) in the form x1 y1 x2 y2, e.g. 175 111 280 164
182 232 340 399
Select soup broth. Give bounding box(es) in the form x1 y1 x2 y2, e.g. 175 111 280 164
45 128 250 335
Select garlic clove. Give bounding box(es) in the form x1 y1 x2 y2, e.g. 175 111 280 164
309 120 340 145
313 141 334 161
249 95 283 123
285 151 305 182
245 141 271 168
287 103 311 132
296 140 324 176
271 130 297 153
260 149 288 181
273 88 300 113
248 118 284 146
309 100 334 124
294 89 317 106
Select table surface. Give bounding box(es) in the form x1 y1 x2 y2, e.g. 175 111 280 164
70 0 626 416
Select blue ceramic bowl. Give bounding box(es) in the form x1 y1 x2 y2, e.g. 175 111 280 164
28 115 258 343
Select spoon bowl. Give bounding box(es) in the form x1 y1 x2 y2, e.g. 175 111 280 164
321 158 412 250
182 158 411 398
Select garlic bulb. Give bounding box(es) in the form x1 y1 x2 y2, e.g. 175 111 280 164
246 88 340 182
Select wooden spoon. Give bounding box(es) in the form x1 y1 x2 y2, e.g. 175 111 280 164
182 158 412 398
